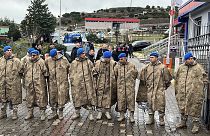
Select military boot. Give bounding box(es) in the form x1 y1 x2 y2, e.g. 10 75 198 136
0 103 7 119
40 109 46 121
105 111 112 120
72 109 80 120
96 111 102 120
159 113 165 126
191 118 200 134
48 108 58 120
146 113 154 125
12 105 18 120
25 108 34 120
130 111 135 123
88 109 94 121
117 112 125 122
58 109 64 120
105 108 111 120
176 114 187 129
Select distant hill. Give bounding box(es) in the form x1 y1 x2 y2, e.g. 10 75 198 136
60 5 178 29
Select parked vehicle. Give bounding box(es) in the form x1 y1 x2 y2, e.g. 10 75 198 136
132 41 151 51
63 32 87 54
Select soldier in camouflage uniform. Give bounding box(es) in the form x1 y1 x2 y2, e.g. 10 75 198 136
137 52 172 126
93 51 117 120
45 49 70 120
0 46 23 120
23 50 48 121
21 48 35 100
21 48 35 68
175 52 208 133
70 48 97 121
114 53 138 122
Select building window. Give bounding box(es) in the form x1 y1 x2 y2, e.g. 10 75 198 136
112 23 120 29
194 16 202 37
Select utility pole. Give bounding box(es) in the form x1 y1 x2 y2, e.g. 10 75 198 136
58 0 62 44
130 0 133 7
126 0 132 44
166 0 175 64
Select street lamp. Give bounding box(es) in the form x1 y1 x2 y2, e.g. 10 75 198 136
58 0 62 44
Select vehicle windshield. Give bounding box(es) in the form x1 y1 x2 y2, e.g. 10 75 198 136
64 33 82 43
133 41 150 45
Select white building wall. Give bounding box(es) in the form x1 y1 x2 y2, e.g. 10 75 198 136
188 4 210 39
120 23 139 30
85 21 139 30
85 22 112 30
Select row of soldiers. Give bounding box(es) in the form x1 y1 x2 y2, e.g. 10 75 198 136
0 45 207 134
0 45 137 122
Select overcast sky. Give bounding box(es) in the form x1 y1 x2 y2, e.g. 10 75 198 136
0 0 188 23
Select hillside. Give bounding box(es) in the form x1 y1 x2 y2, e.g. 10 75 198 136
60 5 178 28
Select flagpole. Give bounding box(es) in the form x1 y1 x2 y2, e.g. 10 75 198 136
166 0 175 64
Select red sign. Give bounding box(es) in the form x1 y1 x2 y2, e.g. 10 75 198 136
169 10 175 16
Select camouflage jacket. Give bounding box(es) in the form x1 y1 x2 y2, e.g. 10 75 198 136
0 56 23 105
175 61 207 117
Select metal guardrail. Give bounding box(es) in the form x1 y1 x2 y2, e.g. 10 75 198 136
142 34 184 58
188 33 210 71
